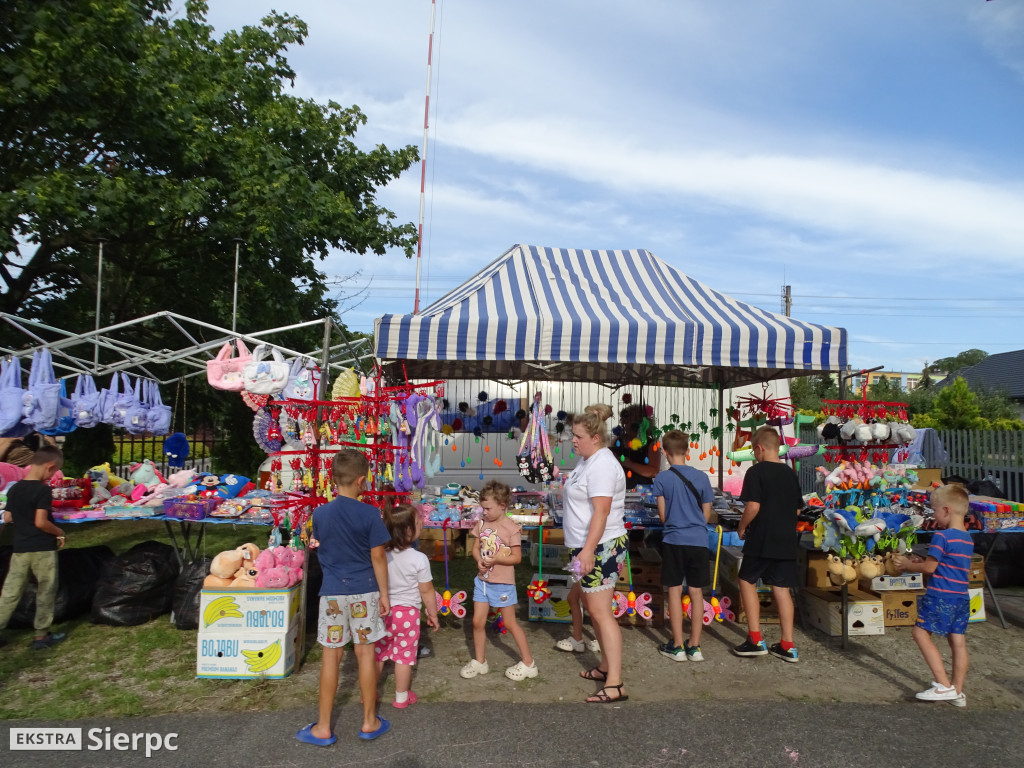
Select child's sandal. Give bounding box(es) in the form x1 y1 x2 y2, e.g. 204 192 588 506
579 666 607 682
586 684 628 704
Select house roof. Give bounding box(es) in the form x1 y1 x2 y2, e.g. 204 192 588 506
937 349 1024 400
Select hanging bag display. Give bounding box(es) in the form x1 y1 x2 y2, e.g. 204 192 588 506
242 344 289 395
99 371 121 425
125 378 151 435
0 356 27 435
39 378 77 436
146 379 172 435
71 374 102 429
111 372 138 428
282 356 317 401
206 340 251 392
22 348 61 432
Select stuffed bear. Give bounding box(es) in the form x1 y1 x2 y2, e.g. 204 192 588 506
256 565 291 589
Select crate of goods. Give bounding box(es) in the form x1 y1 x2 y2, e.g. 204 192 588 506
866 589 923 627
527 573 574 623
719 581 778 624
529 542 574 569
196 624 300 679
198 586 302 633
969 555 985 588
861 572 923 591
164 497 218 520
616 559 662 590
803 587 884 637
968 587 986 624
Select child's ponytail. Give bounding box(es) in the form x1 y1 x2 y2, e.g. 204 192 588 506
384 503 419 551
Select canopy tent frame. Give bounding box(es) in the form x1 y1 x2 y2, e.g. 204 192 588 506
1 311 371 386
374 244 849 482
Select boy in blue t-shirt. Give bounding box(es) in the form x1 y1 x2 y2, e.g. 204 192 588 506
652 430 714 662
893 484 973 708
296 450 392 747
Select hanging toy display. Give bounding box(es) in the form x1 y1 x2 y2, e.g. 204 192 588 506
517 392 555 484
526 524 552 604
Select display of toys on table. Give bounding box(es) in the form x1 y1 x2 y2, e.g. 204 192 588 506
971 497 1024 531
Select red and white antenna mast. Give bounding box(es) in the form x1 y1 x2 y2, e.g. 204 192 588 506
413 0 437 314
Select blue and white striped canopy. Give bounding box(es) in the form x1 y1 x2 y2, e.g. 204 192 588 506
375 245 847 386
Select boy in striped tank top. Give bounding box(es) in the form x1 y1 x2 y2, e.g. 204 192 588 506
893 484 973 708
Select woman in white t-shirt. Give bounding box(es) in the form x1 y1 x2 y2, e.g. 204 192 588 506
374 504 440 709
563 404 629 703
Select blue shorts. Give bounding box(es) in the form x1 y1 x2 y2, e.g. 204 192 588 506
916 592 969 636
472 576 518 608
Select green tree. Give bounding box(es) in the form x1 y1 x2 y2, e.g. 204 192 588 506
918 368 934 389
868 376 903 402
929 349 988 374
789 373 837 412
929 377 984 429
1 0 417 330
2 0 418 476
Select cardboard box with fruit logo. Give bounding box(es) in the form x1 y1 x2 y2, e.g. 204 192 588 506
196 624 300 679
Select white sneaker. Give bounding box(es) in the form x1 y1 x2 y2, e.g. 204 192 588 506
950 693 967 708
460 659 489 679
587 638 601 653
505 661 539 681
555 636 585 653
915 683 958 702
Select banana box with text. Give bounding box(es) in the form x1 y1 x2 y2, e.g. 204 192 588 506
196 623 300 679
198 586 302 633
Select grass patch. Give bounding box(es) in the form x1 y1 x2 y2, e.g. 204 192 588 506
0 521 538 720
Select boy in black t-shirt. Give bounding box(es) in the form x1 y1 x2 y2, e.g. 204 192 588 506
0 445 66 650
731 427 803 663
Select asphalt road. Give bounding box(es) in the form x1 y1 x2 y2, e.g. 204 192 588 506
3 699 1020 768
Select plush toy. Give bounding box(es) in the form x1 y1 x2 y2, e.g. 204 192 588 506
166 469 196 488
129 459 165 488
85 464 114 505
210 549 244 579
237 542 261 564
232 564 258 589
257 566 291 588
203 574 235 588
280 547 304 572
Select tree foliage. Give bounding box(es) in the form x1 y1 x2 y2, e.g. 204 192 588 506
1 0 418 333
928 377 983 430
929 349 988 374
1 0 418 475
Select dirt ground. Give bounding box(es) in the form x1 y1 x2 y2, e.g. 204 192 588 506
293 589 1024 710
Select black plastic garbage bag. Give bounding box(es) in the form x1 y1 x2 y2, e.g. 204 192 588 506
90 540 180 626
1 545 115 629
171 556 212 630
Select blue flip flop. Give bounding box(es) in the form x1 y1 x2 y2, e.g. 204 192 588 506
295 723 336 747
358 717 391 741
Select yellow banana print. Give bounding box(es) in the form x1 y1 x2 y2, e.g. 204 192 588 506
203 595 243 628
244 639 282 673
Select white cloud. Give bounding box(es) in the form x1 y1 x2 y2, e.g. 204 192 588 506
970 2 1024 81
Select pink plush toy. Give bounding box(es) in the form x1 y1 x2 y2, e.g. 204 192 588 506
256 566 291 589
279 548 305 571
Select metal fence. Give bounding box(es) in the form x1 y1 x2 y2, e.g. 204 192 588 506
111 432 223 480
937 429 1024 502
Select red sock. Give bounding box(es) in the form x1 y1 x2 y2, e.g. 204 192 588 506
749 631 762 644
780 640 794 651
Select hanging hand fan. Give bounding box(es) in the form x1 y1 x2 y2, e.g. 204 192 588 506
253 408 283 454
242 391 270 411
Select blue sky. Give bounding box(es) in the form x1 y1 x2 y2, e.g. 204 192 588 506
207 1 1024 375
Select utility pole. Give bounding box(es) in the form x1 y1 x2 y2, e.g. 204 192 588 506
782 284 792 316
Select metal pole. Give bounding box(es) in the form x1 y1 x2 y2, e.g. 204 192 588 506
413 0 437 314
232 239 242 333
94 240 105 371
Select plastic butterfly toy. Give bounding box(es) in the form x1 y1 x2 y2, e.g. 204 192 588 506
612 590 653 620
436 588 467 619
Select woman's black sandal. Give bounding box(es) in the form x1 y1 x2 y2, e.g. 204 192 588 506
587 684 628 703
580 666 607 682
